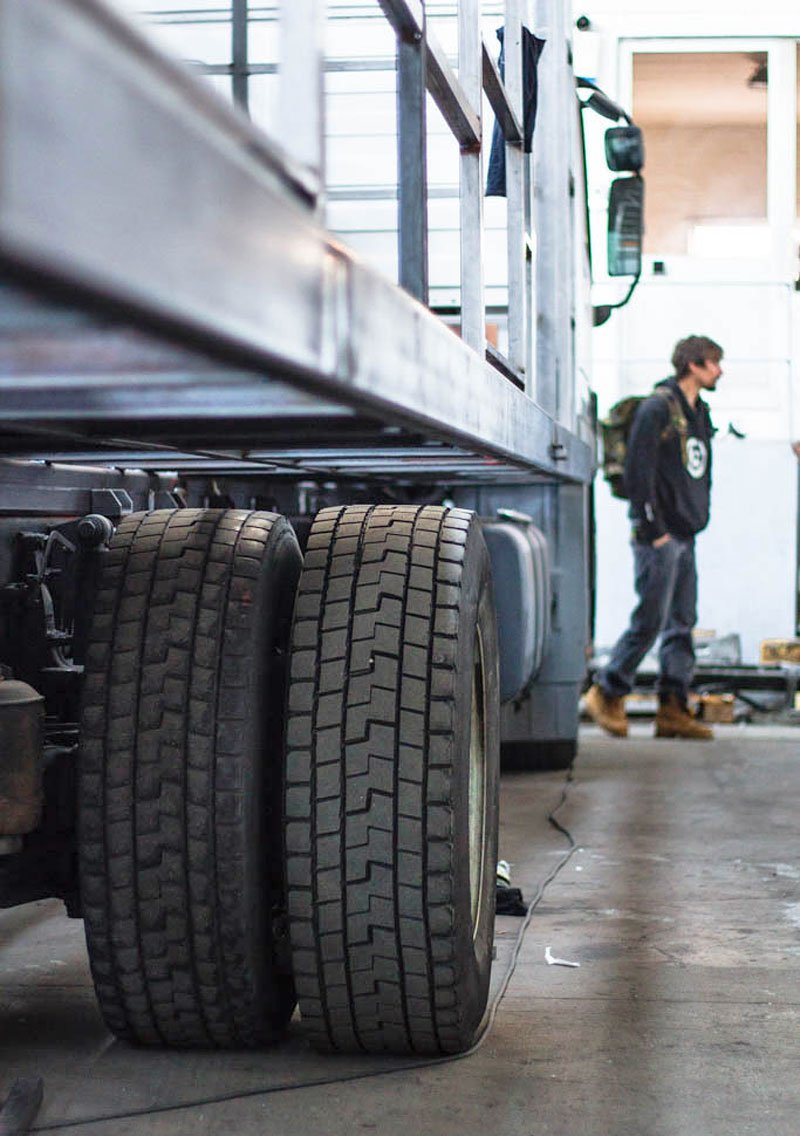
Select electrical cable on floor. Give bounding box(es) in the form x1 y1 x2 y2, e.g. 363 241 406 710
469 763 578 1051
32 763 578 1133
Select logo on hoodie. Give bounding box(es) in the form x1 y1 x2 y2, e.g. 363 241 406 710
686 437 708 479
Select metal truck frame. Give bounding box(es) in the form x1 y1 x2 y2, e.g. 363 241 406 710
0 0 641 1054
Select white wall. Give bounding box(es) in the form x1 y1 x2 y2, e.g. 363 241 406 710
571 1 800 40
596 441 798 662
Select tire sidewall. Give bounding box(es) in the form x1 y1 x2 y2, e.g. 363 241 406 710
445 520 500 1041
232 519 301 1024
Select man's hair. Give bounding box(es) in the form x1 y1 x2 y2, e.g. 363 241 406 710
671 335 723 378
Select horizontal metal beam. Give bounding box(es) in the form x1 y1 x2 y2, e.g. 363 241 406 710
482 38 523 144
3 444 541 483
6 459 542 485
620 665 799 696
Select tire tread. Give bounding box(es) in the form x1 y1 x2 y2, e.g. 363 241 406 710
79 509 297 1047
285 504 492 1054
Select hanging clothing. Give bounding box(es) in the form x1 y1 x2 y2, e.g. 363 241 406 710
485 26 546 197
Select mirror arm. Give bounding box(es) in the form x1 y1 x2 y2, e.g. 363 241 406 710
576 77 631 123
593 270 642 327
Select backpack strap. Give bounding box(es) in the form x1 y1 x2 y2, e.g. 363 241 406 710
653 387 688 467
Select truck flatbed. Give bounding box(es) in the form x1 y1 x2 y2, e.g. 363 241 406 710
0 0 591 485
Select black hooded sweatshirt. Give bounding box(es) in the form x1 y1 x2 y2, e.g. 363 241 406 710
624 377 714 543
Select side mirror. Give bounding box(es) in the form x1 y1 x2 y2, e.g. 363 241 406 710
605 125 644 173
608 176 644 277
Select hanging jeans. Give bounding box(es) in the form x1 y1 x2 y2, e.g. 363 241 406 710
600 535 697 701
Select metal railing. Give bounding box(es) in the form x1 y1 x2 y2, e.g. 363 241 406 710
271 0 535 396
0 0 591 481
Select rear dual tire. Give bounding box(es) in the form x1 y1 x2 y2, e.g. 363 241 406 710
79 509 300 1047
78 503 501 1056
284 505 500 1054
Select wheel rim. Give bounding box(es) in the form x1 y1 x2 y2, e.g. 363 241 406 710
468 624 488 939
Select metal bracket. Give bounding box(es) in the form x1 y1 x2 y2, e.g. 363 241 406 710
89 488 133 518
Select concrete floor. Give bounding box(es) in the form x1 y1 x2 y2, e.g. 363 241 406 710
2 723 799 1135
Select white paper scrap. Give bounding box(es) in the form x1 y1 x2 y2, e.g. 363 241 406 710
545 946 580 968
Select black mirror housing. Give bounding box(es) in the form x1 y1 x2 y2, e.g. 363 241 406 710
605 125 644 172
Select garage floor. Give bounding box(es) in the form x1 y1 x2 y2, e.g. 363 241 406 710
2 724 799 1135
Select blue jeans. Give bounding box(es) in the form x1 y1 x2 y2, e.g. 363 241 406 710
600 536 697 701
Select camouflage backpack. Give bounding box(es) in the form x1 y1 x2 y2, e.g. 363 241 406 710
599 386 688 500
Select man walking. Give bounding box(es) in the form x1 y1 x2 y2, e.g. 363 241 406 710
586 334 723 740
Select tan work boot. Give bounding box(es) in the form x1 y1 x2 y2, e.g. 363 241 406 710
584 683 629 737
654 694 714 740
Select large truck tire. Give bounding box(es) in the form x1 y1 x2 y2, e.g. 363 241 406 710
78 509 301 1047
285 505 500 1055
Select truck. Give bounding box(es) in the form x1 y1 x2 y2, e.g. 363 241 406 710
0 0 642 1056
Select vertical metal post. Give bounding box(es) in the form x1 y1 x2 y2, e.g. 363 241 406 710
231 0 249 112
278 0 325 196
523 153 535 384
505 0 528 386
458 0 484 353
522 0 536 390
767 44 799 638
532 0 563 418
396 25 429 304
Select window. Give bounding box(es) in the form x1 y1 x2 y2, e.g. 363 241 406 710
632 52 768 257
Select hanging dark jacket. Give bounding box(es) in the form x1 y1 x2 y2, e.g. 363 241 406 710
485 27 545 197
624 377 714 543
